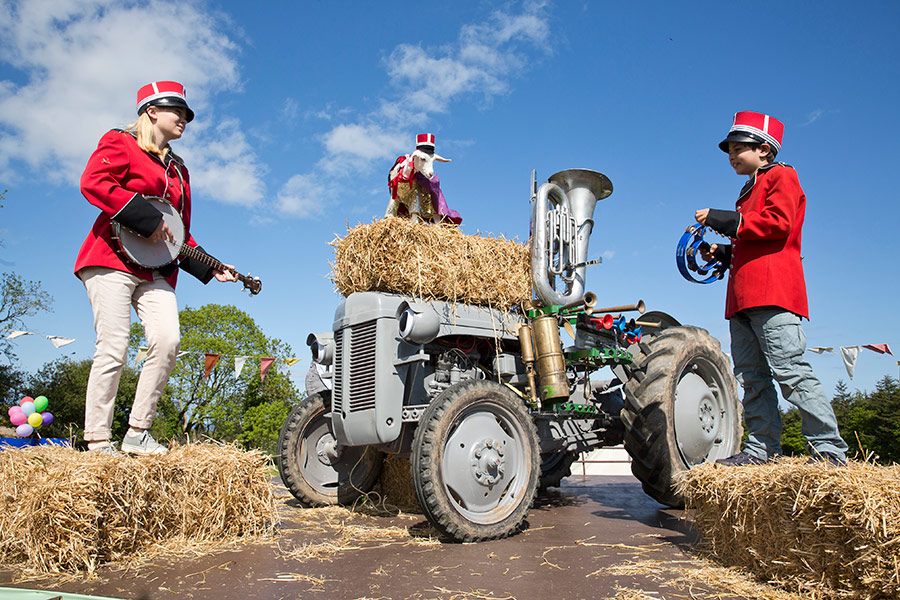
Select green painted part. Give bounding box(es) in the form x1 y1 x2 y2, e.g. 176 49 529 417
526 305 561 318
0 587 125 600
553 403 599 416
565 347 633 366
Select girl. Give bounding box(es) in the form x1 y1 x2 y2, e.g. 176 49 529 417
74 81 236 454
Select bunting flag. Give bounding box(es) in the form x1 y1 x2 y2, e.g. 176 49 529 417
285 358 301 367
234 355 248 379
46 335 76 348
6 331 33 339
204 353 221 379
134 347 148 365
260 357 275 381
808 347 835 354
862 343 893 356
840 346 860 380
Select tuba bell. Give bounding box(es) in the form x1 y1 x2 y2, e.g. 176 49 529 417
530 169 613 306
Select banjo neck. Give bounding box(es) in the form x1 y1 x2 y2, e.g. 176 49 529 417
178 244 260 294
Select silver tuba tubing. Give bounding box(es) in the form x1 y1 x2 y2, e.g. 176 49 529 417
531 169 613 307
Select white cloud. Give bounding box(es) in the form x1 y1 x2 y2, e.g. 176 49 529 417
276 174 329 218
0 0 263 207
275 2 550 216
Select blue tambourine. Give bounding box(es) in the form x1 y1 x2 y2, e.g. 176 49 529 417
676 223 727 284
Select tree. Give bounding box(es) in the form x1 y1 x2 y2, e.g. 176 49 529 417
129 304 300 444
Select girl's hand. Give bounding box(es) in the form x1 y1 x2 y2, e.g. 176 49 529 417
214 264 238 282
149 220 175 243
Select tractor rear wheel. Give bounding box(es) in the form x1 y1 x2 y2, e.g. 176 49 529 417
411 379 540 542
277 392 383 506
622 326 742 507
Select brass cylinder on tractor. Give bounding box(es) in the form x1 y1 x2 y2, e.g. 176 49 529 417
530 313 569 404
516 323 540 408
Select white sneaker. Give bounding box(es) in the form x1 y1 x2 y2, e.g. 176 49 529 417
87 441 119 455
121 430 168 455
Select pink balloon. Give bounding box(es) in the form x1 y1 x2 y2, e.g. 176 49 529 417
19 396 33 407
10 411 27 426
41 412 54 426
15 423 33 437
8 405 21 418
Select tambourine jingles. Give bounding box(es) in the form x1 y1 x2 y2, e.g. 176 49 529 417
676 223 727 284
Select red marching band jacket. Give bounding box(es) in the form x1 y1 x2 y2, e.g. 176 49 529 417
725 162 809 320
74 130 212 288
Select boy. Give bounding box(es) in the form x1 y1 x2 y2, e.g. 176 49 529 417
695 111 848 466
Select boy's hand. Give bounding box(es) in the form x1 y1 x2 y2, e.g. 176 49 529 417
699 242 718 263
695 208 710 226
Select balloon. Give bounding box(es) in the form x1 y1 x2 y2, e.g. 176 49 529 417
21 401 35 417
33 396 49 412
8 405 19 418
19 396 33 407
15 424 33 437
27 412 43 428
10 411 27 426
41 412 54 426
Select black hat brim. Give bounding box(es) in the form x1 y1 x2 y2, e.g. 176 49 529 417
719 131 771 153
139 97 195 123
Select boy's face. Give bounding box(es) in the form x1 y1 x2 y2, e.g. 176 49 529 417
727 142 770 177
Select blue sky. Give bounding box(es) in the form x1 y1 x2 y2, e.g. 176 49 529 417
1 0 898 400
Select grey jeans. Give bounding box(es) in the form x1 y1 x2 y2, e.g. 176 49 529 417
730 307 848 461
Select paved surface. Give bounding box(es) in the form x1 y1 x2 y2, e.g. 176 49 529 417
0 475 748 600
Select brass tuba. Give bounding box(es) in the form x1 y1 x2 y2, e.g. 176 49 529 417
530 169 613 306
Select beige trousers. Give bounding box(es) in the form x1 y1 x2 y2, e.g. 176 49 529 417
80 267 180 441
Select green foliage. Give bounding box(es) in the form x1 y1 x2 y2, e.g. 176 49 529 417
779 408 806 456
240 395 298 456
130 304 300 447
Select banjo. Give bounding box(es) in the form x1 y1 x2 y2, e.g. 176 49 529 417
111 197 262 295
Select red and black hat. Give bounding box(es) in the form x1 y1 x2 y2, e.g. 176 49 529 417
719 111 783 155
416 133 436 154
136 81 194 123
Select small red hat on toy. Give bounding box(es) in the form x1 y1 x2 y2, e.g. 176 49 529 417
136 80 195 123
719 111 783 156
416 133 436 154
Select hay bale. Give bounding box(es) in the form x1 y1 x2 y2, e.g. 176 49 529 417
375 455 420 513
331 217 530 310
678 459 900 599
0 442 277 575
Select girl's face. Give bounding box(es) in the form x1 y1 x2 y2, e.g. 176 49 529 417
727 142 770 177
148 105 188 143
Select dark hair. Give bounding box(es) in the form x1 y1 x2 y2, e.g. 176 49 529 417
733 141 775 163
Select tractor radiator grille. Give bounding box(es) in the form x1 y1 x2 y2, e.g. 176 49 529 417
347 320 377 412
332 330 344 414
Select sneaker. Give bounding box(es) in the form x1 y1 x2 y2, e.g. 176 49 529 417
807 451 847 467
121 430 168 455
715 451 767 466
87 441 119 455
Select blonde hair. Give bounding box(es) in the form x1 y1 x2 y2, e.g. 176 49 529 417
124 111 169 158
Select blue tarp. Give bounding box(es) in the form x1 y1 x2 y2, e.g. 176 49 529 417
0 438 71 449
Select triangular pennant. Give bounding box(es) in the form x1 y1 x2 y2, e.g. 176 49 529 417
234 356 248 379
260 357 275 381
808 347 835 354
177 351 191 359
46 335 76 348
135 347 149 365
6 331 33 339
285 358 300 367
840 346 860 380
204 353 221 379
862 343 893 356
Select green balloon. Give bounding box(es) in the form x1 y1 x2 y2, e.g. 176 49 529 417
33 396 48 412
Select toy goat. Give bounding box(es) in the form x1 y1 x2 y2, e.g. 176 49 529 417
386 133 462 225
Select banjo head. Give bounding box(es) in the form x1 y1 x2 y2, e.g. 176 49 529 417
113 197 186 268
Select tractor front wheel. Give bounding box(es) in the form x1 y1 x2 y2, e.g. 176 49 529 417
622 326 742 507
